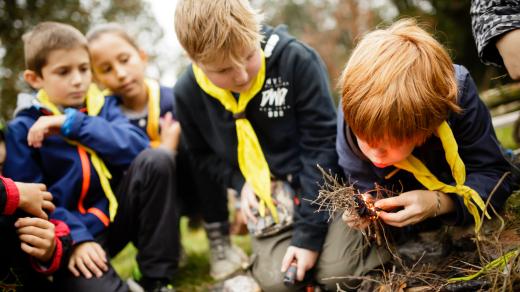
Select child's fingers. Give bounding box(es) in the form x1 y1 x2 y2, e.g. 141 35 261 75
82 252 104 278
19 233 46 248
378 210 408 227
16 217 53 230
75 257 93 279
374 196 403 211
280 248 295 273
92 244 108 269
296 259 306 282
20 241 36 255
68 258 81 277
42 190 53 201
42 200 56 213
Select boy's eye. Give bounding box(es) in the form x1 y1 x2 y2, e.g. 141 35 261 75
57 68 69 76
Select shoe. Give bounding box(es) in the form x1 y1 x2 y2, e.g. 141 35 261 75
127 278 175 292
204 221 249 280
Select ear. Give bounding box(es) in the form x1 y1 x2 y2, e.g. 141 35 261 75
138 49 148 64
23 70 43 89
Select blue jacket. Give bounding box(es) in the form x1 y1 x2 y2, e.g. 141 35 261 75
337 65 513 227
4 96 149 244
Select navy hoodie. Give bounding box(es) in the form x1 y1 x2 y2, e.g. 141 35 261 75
337 65 513 227
174 25 341 251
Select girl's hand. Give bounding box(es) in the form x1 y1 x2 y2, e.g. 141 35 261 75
375 190 454 227
15 217 56 262
27 116 65 148
159 112 181 152
68 242 108 278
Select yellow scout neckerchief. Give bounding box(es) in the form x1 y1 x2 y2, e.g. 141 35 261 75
144 78 161 148
393 121 490 234
103 79 161 147
37 84 118 222
192 50 279 223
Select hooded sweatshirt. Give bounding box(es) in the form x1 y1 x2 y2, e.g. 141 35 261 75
174 25 340 251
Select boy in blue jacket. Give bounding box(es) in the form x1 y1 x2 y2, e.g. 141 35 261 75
4 22 178 292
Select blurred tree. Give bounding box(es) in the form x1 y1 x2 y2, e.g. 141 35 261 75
387 0 507 90
257 0 509 101
258 0 379 102
0 0 162 120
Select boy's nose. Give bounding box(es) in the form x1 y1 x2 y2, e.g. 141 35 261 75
234 68 249 85
70 70 83 85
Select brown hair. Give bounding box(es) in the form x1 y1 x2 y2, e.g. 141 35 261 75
174 0 263 66
86 23 139 51
23 22 88 76
339 18 461 146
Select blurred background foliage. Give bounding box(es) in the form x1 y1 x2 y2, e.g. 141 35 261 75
0 0 515 118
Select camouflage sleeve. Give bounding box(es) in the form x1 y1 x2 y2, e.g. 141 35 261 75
470 0 520 67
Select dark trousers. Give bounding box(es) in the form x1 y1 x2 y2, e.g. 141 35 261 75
177 139 228 223
53 148 180 292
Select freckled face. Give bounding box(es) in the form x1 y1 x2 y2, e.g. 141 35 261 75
356 136 417 168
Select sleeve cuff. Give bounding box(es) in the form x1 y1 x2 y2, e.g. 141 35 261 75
230 171 246 194
30 236 62 275
1 176 19 215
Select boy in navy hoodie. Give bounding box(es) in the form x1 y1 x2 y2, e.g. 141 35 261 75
4 22 178 292
174 0 356 290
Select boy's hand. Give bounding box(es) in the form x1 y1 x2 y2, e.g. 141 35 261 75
27 115 66 148
239 182 259 224
159 112 181 152
68 241 108 279
341 210 370 230
15 182 54 219
496 29 520 80
280 246 319 282
375 190 454 227
15 217 56 263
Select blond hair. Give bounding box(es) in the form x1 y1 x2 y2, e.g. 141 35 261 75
23 22 88 76
339 19 461 146
174 0 264 65
86 23 139 51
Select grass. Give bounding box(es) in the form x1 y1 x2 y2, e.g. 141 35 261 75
111 217 251 291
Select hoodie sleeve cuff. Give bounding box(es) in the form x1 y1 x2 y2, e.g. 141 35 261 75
230 171 246 194
1 176 19 215
61 108 84 138
30 236 62 275
290 224 328 252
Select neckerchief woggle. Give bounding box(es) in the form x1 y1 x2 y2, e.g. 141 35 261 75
192 50 279 223
37 85 118 221
103 79 161 148
393 121 490 234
